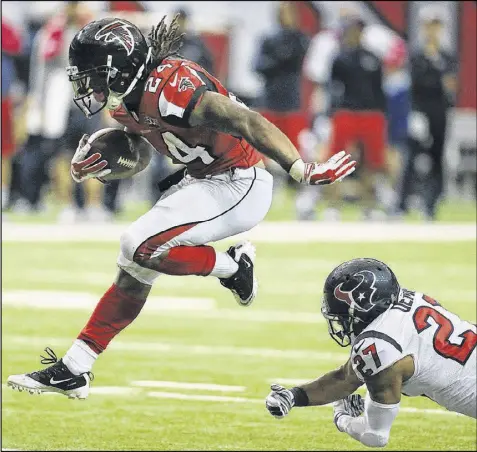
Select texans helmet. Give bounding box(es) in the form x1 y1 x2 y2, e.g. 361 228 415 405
66 18 151 118
321 258 400 347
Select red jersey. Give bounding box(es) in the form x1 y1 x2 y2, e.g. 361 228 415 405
110 57 262 178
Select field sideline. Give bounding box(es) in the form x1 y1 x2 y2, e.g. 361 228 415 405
2 221 476 451
3 221 476 242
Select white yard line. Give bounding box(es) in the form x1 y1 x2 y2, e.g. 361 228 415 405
2 383 461 417
2 222 475 243
90 386 139 395
147 391 252 403
2 290 215 312
2 383 139 397
7 269 476 309
145 391 461 416
45 387 140 396
175 308 324 324
131 381 245 392
2 290 325 324
268 378 313 386
6 336 349 361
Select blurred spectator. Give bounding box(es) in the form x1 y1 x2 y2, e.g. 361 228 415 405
16 2 91 214
299 7 398 221
174 8 215 75
396 8 457 221
298 7 340 220
254 1 310 188
1 16 24 210
10 1 123 222
108 1 146 12
303 7 343 120
382 38 411 212
325 14 387 221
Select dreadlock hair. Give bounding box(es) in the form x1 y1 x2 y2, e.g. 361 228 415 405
148 14 185 66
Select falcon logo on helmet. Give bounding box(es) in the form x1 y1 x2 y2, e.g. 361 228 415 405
333 270 378 313
95 20 135 55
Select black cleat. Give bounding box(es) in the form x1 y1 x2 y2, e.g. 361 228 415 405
7 347 92 399
219 241 258 307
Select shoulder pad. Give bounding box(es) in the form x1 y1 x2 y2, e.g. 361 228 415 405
157 64 208 125
350 331 404 382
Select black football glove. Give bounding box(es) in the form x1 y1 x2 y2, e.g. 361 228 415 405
265 384 295 419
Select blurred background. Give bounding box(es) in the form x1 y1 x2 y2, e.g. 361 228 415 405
1 0 476 224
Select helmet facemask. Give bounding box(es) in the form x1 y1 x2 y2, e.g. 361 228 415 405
321 298 365 347
66 48 152 118
66 62 118 118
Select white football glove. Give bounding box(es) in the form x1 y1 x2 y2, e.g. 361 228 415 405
333 394 365 432
265 384 295 419
289 151 357 185
71 134 111 183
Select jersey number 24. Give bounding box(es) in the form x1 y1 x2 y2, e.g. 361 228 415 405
162 132 215 165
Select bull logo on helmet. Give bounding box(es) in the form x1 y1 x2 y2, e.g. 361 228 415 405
95 20 135 56
333 270 378 312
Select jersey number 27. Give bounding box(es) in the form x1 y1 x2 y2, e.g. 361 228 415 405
413 296 477 365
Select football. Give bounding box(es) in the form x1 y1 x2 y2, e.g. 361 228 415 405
85 128 141 181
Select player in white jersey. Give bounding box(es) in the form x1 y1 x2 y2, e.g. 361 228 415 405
265 258 476 447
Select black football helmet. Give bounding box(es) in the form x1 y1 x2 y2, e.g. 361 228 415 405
321 258 400 347
66 18 152 118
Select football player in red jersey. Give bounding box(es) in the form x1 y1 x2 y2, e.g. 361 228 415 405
7 16 356 399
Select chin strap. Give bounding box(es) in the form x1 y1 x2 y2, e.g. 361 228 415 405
106 47 153 111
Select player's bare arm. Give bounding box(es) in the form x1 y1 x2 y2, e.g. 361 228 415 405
301 359 363 405
265 359 362 418
189 90 302 170
332 357 414 448
189 90 357 185
364 355 414 404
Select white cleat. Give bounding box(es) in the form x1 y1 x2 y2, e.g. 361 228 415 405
7 348 92 400
219 241 258 307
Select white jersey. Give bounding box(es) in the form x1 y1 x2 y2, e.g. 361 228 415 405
350 289 476 418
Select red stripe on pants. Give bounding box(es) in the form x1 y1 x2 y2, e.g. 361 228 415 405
134 222 199 261
133 222 217 276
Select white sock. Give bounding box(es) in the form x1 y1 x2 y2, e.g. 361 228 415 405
63 339 98 375
210 251 238 278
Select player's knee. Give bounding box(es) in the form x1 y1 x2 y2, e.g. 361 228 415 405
119 227 141 263
122 233 170 267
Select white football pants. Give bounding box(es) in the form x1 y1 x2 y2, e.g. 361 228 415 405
117 167 273 285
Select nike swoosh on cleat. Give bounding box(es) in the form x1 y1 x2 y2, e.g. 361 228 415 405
50 377 74 385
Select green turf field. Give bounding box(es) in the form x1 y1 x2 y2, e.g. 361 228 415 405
2 234 476 451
